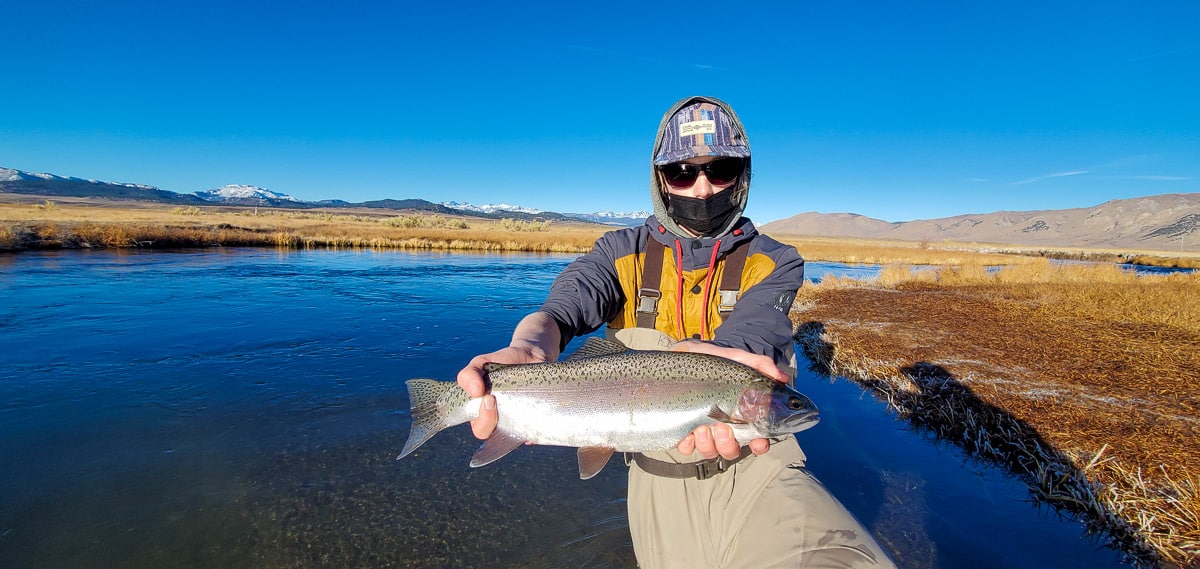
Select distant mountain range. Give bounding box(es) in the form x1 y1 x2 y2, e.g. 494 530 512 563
0 167 649 226
760 193 1200 251
4 166 1196 250
438 200 650 226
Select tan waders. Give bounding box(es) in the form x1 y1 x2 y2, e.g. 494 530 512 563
612 328 896 569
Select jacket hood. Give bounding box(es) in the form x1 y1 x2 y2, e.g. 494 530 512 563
649 96 752 239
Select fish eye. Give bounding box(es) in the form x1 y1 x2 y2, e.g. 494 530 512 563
787 397 805 410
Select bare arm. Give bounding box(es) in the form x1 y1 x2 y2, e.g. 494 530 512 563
670 340 789 460
456 311 562 439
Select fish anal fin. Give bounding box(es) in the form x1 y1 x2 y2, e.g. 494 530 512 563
565 337 629 361
469 429 527 468
577 446 616 480
708 405 747 424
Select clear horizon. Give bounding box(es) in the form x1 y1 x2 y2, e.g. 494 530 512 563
2 1 1197 224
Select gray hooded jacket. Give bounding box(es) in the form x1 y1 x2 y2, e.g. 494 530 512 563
540 97 805 367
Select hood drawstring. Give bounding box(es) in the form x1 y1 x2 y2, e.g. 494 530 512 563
700 239 722 340
672 238 722 341
673 239 685 339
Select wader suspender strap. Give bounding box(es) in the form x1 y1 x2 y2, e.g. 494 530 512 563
635 239 749 329
635 240 665 329
718 243 748 317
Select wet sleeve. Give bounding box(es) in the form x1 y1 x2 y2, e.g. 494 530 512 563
711 240 805 367
539 235 626 350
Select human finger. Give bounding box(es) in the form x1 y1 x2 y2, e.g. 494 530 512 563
711 423 743 461
457 356 497 439
470 394 497 439
691 425 719 460
456 356 491 398
749 437 770 456
675 432 697 456
671 340 788 383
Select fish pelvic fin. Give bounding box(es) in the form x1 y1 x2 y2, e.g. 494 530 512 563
469 429 527 468
398 378 468 460
577 446 616 480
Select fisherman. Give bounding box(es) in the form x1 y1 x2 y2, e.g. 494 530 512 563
457 96 895 569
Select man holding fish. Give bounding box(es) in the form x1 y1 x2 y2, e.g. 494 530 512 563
447 97 896 568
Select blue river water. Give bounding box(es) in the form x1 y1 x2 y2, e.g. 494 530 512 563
0 249 1132 568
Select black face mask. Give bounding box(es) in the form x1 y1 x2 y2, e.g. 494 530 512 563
666 191 740 237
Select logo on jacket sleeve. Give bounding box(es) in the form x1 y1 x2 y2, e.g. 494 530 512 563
772 291 797 313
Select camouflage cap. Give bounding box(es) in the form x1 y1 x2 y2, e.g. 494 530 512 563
652 101 750 165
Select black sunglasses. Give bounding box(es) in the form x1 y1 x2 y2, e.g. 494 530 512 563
658 158 745 189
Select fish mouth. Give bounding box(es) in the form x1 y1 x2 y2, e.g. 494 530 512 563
782 410 820 432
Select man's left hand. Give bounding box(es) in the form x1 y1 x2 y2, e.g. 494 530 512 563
670 340 788 461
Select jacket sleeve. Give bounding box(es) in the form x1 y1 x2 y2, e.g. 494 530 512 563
711 238 805 367
538 231 630 349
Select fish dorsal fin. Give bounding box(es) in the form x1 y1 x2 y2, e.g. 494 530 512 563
482 362 511 374
565 337 629 361
708 405 747 425
577 446 616 480
469 429 527 468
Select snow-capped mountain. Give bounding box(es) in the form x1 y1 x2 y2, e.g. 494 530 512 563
569 210 652 226
0 167 158 190
1 165 644 224
441 201 544 215
441 201 649 225
195 184 300 203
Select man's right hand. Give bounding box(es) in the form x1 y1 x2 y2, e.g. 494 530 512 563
456 344 552 440
457 311 563 440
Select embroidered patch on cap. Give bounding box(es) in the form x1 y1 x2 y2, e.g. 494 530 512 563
678 120 716 137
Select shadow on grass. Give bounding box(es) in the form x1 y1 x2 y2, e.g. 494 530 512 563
794 320 1162 568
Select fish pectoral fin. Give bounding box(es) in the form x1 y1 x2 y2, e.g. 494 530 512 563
708 406 747 424
469 429 527 468
576 446 616 480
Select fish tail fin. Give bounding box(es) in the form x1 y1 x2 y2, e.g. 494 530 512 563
398 378 459 460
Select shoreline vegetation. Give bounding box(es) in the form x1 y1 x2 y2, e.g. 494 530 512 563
5 199 1199 566
793 263 1199 568
0 199 606 254
2 198 1199 268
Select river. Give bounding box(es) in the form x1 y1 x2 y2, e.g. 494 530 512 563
0 249 1130 568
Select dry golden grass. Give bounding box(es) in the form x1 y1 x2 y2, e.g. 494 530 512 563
794 261 1200 567
773 234 1200 269
6 199 1198 270
0 201 607 253
774 235 1040 266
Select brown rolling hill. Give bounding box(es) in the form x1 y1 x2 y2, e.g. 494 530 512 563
761 193 1200 252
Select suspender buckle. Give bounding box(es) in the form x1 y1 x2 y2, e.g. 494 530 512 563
717 289 739 315
636 288 661 315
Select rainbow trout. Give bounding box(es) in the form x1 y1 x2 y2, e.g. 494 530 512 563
398 337 819 479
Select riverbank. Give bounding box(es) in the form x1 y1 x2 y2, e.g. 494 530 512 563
791 261 1199 568
4 199 1199 270
0 199 607 253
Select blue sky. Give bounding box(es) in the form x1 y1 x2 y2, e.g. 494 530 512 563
2 1 1196 223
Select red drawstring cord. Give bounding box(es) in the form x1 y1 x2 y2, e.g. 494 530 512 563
673 239 685 340
671 238 722 341
699 239 721 340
